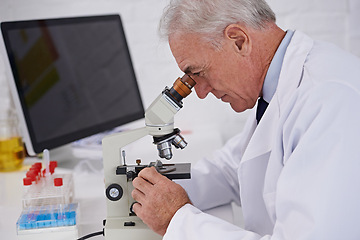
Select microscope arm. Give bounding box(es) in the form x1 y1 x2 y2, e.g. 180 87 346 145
102 127 148 218
102 127 148 175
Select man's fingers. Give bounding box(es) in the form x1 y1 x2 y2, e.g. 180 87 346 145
131 202 142 215
132 188 145 203
138 167 166 184
132 174 153 193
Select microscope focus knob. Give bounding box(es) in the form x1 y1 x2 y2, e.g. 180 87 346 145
106 183 123 201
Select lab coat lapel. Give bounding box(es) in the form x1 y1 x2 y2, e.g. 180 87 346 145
241 30 314 164
262 31 314 223
241 31 313 163
238 31 314 234
238 95 280 235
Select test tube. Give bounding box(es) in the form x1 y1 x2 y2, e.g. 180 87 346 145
23 177 32 197
54 178 64 222
43 149 53 191
43 149 50 177
54 178 63 197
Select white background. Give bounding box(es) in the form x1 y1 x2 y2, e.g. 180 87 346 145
0 1 359 238
0 0 359 143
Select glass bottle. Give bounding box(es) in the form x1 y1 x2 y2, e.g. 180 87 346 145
0 117 25 171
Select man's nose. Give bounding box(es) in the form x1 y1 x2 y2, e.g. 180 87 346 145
193 79 212 99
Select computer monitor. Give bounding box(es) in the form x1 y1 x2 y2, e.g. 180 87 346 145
0 14 144 156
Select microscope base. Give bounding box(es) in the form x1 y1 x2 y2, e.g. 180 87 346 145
104 217 161 240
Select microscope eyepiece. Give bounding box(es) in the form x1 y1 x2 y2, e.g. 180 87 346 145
169 74 196 102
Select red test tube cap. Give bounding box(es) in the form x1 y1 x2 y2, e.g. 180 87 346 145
26 170 35 178
50 165 55 174
34 162 42 168
49 161 57 174
54 178 63 187
23 177 32 186
26 171 36 182
50 161 58 168
30 166 40 174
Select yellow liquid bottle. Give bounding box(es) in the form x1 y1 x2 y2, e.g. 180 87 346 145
0 136 25 171
0 116 26 172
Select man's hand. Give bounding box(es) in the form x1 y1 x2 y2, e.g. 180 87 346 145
131 167 191 236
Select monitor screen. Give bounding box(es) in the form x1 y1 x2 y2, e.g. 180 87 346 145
1 15 144 155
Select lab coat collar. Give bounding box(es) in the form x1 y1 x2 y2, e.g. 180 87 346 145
262 30 294 104
241 31 314 163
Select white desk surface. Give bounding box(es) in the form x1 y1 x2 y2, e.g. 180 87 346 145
0 125 239 239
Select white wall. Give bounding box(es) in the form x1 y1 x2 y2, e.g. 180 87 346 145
270 0 360 56
0 0 359 143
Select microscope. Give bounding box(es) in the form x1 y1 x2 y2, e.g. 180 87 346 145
102 74 196 240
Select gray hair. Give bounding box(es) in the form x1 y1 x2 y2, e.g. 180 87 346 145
159 0 276 47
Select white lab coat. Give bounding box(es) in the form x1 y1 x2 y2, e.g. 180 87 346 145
164 31 360 240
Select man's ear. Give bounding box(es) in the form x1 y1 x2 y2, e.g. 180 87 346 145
224 24 251 56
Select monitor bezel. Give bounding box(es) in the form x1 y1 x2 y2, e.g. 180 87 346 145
0 14 144 156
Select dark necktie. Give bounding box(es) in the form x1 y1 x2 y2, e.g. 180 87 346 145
256 97 269 124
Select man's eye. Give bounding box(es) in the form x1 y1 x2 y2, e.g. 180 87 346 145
193 72 201 76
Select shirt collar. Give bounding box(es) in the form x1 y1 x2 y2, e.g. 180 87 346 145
262 30 294 103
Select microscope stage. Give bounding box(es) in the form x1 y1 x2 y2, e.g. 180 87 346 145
116 162 191 180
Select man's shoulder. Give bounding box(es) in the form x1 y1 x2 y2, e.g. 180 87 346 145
303 38 360 85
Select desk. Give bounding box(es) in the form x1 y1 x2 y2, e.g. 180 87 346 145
0 125 241 239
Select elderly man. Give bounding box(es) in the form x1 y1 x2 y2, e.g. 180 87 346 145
132 0 360 239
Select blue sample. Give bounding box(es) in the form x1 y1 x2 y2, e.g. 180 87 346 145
17 203 78 230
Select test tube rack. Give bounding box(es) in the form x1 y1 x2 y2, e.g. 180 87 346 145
16 161 79 239
22 173 74 208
